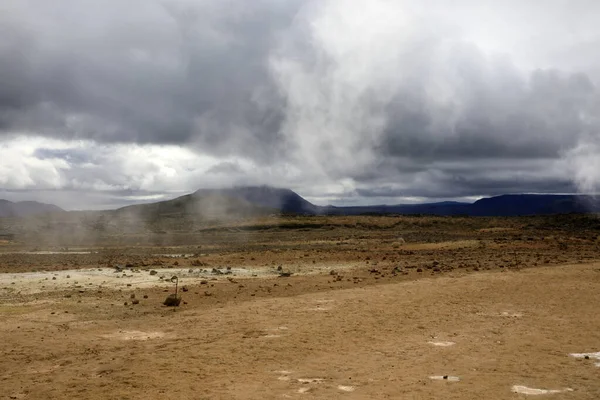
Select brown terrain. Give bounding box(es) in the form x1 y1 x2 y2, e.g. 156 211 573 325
1 214 600 399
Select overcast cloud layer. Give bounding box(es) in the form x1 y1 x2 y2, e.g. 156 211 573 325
1 0 599 209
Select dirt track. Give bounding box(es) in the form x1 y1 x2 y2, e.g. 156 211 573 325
1 215 600 399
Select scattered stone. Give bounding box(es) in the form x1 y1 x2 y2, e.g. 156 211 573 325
131 299 139 305
417 268 423 273
130 294 136 299
278 272 292 277
329 270 338 276
428 341 456 347
430 375 459 382
149 270 157 275
181 286 189 292
143 295 148 299
511 386 573 395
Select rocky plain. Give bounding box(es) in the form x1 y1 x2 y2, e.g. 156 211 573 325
1 213 600 399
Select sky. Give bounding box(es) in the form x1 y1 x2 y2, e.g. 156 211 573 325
1 0 599 210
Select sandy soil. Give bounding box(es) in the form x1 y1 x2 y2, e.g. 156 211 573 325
1 215 600 399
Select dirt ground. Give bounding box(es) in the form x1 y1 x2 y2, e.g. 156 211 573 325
1 214 599 399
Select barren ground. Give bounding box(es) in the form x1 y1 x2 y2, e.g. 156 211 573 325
1 214 599 399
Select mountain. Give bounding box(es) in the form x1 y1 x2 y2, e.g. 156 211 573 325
114 187 600 218
3 187 597 220
326 195 600 216
115 186 319 221
0 199 64 217
193 186 319 214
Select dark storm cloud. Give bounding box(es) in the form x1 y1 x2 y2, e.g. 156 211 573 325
0 0 298 160
1 0 600 206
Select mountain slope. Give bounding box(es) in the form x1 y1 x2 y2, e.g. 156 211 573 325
115 186 319 222
0 199 64 218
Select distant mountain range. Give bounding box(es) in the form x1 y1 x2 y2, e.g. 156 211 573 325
0 199 64 218
1 186 599 218
115 186 600 217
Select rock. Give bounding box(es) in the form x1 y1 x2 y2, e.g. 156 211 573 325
131 299 140 305
329 270 338 276
143 295 148 299
417 268 423 273
277 265 283 271
149 270 158 276
200 280 208 284
181 286 189 292
163 294 182 307
188 269 194 273
278 272 292 277
130 293 136 299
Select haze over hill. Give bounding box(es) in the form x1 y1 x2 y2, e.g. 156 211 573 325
112 186 600 218
2 186 599 219
0 199 64 218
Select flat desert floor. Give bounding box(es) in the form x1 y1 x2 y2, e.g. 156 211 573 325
1 215 599 399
